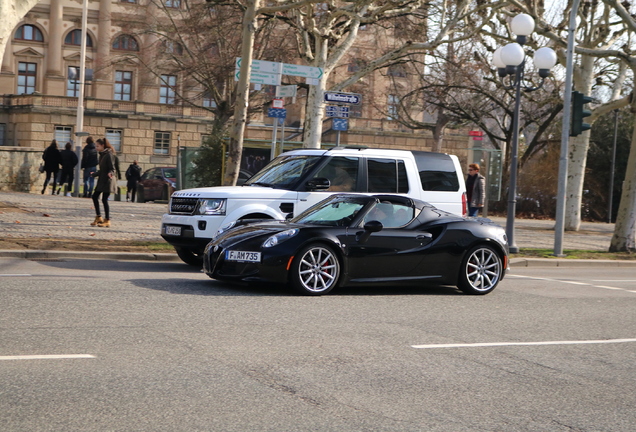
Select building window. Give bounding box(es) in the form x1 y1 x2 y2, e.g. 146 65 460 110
112 35 139 51
55 126 73 145
165 0 181 8
67 67 80 97
163 40 184 55
64 30 93 47
387 64 407 77
114 71 133 101
106 129 122 152
154 131 171 155
348 59 366 73
120 0 137 3
14 25 43 42
202 93 216 108
160 75 177 104
387 94 399 120
17 62 37 94
0 124 6 146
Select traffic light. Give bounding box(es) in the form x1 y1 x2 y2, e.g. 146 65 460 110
570 91 593 136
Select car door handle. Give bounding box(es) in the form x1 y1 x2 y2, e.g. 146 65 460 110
417 233 433 240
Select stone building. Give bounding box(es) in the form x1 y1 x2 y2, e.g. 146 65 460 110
0 0 470 192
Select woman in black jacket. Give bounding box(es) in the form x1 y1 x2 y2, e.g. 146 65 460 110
90 138 117 227
41 140 62 194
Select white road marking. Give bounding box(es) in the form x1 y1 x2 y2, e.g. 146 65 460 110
412 338 636 349
0 274 31 277
507 274 636 294
0 354 95 361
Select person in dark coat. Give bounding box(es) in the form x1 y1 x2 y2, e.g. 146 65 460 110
125 160 142 202
90 138 118 228
81 136 99 198
466 163 486 217
57 142 79 196
41 140 62 194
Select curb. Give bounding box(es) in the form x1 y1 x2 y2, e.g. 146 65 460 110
509 258 636 267
0 250 180 262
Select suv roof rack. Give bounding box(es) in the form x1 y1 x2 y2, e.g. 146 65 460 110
329 145 369 151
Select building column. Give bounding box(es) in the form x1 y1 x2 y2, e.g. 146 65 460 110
93 0 112 99
47 0 63 77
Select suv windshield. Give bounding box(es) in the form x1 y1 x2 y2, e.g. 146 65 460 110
244 155 322 189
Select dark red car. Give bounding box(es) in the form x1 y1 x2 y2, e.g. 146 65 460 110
138 167 176 202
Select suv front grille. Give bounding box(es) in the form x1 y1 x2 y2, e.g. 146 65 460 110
170 198 199 215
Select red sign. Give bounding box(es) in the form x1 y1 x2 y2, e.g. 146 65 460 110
468 130 483 137
272 98 284 108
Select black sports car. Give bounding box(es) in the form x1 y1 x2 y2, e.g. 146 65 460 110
203 194 509 295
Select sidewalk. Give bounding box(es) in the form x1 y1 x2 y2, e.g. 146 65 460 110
0 191 631 267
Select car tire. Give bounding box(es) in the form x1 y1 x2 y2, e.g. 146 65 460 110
458 244 503 295
175 247 204 267
290 244 340 296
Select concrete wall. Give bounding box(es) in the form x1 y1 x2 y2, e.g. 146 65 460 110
0 147 42 192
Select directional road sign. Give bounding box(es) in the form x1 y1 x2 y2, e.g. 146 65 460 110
332 118 348 131
282 63 323 79
267 108 287 119
324 92 362 105
234 69 281 86
236 58 283 74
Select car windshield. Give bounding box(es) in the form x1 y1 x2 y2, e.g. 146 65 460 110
292 198 367 226
244 155 322 189
163 168 177 179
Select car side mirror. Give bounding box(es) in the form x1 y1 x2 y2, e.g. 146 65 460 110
306 177 331 191
357 220 383 243
363 220 383 232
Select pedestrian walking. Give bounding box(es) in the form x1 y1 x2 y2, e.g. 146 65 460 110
125 160 142 202
81 136 98 198
57 142 79 196
466 163 486 217
41 140 62 195
90 138 117 228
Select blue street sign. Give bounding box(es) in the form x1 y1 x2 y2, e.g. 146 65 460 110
332 118 348 131
267 108 287 118
326 106 349 118
324 92 362 105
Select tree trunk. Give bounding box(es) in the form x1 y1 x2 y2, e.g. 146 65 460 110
225 0 260 186
303 38 329 149
0 0 41 66
564 55 595 231
609 101 636 252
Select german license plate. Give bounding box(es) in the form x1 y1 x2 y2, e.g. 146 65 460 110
165 225 181 236
226 250 261 262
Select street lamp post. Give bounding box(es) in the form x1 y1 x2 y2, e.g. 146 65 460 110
492 14 557 253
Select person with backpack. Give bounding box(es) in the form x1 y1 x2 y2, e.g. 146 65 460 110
81 136 98 198
58 142 79 196
125 160 142 202
41 140 62 195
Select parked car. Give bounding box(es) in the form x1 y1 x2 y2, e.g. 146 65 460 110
203 194 508 296
138 167 177 202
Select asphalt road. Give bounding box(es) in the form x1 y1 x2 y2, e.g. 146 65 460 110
1 258 635 431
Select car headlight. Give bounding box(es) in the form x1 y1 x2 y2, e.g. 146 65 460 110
213 221 237 239
198 198 226 215
262 229 299 248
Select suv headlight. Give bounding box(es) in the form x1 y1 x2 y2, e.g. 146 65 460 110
262 229 299 248
198 198 226 215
